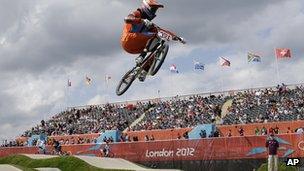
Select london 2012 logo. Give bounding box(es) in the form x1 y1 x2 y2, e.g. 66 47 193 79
145 148 195 158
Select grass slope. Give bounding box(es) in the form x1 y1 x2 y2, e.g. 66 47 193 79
0 155 131 171
258 162 297 171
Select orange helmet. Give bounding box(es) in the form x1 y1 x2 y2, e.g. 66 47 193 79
142 0 164 20
143 0 164 8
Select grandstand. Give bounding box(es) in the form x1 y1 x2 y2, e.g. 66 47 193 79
18 83 304 137
1 83 304 171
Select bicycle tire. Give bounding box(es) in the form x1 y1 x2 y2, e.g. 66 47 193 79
116 67 137 96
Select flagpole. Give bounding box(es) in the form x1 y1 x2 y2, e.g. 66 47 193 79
170 73 173 96
274 48 281 84
67 77 71 110
65 78 68 110
248 64 251 89
169 65 174 96
104 75 108 103
248 55 253 90
219 57 230 93
221 67 224 93
66 80 68 109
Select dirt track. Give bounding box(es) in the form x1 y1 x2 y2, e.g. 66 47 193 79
25 154 181 171
0 164 22 171
76 155 181 171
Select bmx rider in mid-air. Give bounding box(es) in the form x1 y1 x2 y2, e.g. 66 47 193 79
116 0 185 96
121 0 165 82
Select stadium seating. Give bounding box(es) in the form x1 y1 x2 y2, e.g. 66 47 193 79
22 103 151 137
223 85 304 125
131 95 226 130
9 83 303 147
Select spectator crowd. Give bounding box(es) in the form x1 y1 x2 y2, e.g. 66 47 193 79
131 95 225 130
223 84 304 125
2 83 301 148
22 103 151 137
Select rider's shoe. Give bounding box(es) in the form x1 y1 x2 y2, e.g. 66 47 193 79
138 70 148 82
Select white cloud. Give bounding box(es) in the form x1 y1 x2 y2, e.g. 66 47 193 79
4 71 65 114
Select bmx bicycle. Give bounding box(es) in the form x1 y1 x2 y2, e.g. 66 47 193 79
100 148 114 158
116 24 186 96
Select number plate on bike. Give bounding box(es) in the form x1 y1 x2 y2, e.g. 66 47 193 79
158 30 172 41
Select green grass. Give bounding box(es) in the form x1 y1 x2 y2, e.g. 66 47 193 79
0 155 131 171
257 162 297 171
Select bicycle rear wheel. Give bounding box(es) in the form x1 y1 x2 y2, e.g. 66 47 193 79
116 67 137 96
149 44 169 76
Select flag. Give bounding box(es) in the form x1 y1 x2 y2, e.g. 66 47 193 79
67 79 72 87
219 57 231 67
247 52 261 62
170 64 179 73
275 48 291 59
105 75 111 84
194 61 204 70
85 76 92 85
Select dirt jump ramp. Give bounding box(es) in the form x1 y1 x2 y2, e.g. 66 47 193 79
24 154 180 171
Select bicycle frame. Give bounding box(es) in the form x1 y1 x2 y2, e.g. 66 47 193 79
139 26 178 72
140 43 163 70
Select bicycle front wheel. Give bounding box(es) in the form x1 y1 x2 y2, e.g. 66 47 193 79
116 67 137 96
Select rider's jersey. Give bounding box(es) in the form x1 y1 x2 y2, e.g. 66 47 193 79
121 9 157 54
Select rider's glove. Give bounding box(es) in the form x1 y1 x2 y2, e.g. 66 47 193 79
173 36 186 44
142 19 153 28
179 37 186 44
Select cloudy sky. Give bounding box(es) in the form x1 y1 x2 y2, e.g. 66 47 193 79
0 0 304 141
